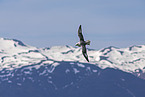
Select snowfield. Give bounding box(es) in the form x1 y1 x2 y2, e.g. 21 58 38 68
0 38 145 74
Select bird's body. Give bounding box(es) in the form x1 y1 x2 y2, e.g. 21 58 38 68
75 25 90 62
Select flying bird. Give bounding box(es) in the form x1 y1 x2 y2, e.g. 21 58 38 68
75 25 90 62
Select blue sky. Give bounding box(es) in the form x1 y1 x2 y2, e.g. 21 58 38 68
0 0 145 49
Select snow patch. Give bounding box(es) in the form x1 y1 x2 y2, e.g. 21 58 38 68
92 70 97 73
1 38 145 74
77 63 85 68
73 68 80 74
65 69 70 74
52 62 60 67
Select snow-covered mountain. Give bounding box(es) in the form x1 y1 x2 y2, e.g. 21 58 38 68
1 38 145 75
0 38 145 97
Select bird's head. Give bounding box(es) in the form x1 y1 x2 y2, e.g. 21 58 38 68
75 42 81 47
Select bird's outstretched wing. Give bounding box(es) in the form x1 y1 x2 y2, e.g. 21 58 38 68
82 45 89 62
78 25 84 41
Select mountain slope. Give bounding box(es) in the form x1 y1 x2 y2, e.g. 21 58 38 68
0 38 145 74
0 61 145 97
0 38 145 97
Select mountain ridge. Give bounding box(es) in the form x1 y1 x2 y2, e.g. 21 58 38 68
0 38 145 74
0 38 145 97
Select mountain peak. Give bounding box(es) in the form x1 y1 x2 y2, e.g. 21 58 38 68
0 38 145 75
0 38 27 49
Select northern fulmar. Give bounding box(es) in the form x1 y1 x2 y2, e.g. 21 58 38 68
75 25 90 62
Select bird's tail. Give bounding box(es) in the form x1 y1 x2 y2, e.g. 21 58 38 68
85 40 90 45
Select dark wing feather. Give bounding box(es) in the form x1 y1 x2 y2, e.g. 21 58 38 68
82 45 89 62
78 25 84 41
